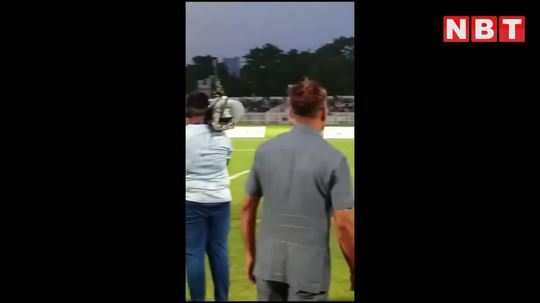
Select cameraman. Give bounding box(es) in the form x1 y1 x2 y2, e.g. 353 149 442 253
185 92 232 301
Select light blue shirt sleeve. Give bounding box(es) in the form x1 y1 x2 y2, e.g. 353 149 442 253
225 136 232 160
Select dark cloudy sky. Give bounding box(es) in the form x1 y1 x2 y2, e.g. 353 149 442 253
186 2 354 64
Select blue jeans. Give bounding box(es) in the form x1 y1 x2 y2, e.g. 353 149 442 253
185 201 230 301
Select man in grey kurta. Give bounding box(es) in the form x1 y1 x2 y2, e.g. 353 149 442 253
240 80 355 301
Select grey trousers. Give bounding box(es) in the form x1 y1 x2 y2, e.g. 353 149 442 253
256 280 328 301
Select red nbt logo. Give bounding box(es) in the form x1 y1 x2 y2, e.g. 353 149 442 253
443 16 525 43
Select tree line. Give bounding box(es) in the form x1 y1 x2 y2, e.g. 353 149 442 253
185 36 354 97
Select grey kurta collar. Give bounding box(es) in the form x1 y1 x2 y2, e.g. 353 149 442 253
292 123 323 137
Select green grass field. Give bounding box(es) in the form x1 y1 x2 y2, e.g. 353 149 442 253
186 125 355 301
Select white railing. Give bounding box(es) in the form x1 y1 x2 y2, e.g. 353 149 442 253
239 112 354 126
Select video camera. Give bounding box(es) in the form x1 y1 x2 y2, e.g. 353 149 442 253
206 96 245 132
204 59 245 131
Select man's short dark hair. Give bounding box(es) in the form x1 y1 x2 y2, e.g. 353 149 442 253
186 92 209 116
289 79 328 117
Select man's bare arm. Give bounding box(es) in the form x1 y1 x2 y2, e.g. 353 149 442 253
333 209 355 287
241 195 260 258
240 195 260 283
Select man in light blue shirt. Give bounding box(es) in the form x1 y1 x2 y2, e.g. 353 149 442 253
186 123 232 202
185 92 232 301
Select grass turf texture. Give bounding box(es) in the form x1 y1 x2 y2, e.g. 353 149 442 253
186 125 355 301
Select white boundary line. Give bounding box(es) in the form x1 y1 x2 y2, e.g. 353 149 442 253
229 170 250 180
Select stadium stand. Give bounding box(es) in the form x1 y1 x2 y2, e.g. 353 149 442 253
185 94 354 125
